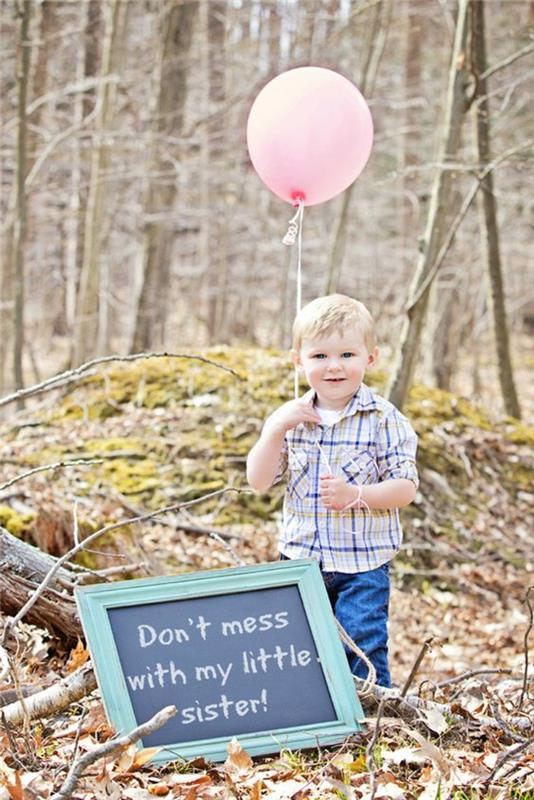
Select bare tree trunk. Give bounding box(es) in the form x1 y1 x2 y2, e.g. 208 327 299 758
386 0 471 410
471 0 521 419
323 1 388 295
432 268 465 391
296 0 319 61
11 0 32 399
73 0 122 365
268 1 281 71
131 1 197 353
205 0 228 343
65 0 101 340
403 0 425 240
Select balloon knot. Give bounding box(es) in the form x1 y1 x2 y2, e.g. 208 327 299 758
283 223 298 246
282 201 304 246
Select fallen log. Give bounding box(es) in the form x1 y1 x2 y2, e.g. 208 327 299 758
1 663 97 726
0 526 81 641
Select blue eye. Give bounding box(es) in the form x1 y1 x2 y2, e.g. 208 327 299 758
313 353 327 359
341 352 355 359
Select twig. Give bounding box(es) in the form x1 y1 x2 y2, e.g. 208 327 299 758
67 707 88 776
72 500 80 548
1 75 119 135
205 531 246 566
481 41 534 81
0 458 104 492
356 675 534 736
0 711 27 770
73 562 148 584
1 663 97 727
2 487 246 642
0 351 243 409
407 140 534 310
483 738 534 787
490 702 529 744
367 697 386 800
518 585 533 710
176 520 243 541
400 637 434 698
435 668 513 689
50 704 177 800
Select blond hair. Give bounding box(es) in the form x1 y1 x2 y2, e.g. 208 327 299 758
292 294 376 352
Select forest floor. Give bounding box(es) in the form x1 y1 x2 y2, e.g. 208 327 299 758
0 348 532 799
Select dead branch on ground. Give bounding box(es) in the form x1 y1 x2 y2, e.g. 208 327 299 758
50 704 177 800
1 486 245 645
1 663 97 726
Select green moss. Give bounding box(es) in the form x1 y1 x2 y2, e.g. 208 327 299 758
84 437 145 453
504 419 534 446
0 505 35 536
101 458 161 495
14 346 532 575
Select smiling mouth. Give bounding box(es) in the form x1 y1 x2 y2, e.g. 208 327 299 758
325 378 345 382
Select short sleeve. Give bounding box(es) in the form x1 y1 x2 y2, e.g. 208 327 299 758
376 409 419 488
272 435 288 485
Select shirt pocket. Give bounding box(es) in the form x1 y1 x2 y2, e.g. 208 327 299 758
340 448 379 486
287 448 310 500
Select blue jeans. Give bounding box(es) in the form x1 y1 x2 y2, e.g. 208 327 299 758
322 563 391 687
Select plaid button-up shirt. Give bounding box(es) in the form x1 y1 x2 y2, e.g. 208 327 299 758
275 383 418 573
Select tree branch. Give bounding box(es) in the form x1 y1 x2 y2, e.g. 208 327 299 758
0 458 104 492
50 704 177 800
1 663 97 727
0 351 243 409
2 487 247 641
481 41 534 81
407 139 533 310
518 585 533 710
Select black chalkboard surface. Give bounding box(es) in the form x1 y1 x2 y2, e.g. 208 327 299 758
76 559 363 762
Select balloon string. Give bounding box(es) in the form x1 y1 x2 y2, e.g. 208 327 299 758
283 202 305 399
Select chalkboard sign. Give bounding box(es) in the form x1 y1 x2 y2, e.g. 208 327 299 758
76 559 363 763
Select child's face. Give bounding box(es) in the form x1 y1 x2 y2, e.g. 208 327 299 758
293 325 378 410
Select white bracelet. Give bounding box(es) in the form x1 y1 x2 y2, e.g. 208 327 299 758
341 484 370 512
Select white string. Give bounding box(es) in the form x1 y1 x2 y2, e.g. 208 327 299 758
282 201 376 691
335 617 377 692
282 201 305 400
316 440 333 475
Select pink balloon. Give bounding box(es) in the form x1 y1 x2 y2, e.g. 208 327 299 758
247 67 373 207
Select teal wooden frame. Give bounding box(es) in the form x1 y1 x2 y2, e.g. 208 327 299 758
75 559 363 763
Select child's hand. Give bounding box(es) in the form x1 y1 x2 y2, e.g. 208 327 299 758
264 398 321 435
319 475 359 510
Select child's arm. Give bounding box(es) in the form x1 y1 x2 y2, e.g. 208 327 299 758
320 406 418 511
320 476 416 510
247 398 321 492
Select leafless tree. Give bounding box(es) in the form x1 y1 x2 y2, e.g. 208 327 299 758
131 0 198 352
73 0 126 365
470 0 521 418
387 0 472 410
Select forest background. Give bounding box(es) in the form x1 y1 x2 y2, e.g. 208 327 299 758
0 1 534 798
1 0 533 420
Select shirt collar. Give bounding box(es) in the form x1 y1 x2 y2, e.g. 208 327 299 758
302 382 378 419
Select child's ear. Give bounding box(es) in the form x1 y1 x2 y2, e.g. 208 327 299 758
367 347 379 368
291 349 302 369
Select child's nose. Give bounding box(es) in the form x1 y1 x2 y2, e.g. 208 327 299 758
327 357 343 370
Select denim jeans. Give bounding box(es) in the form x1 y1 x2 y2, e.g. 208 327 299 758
322 563 391 688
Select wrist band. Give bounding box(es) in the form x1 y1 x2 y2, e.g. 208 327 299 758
341 484 370 512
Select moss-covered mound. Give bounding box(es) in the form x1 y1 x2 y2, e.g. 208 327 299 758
0 348 532 579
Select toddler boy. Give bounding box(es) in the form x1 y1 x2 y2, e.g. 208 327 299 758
246 294 418 687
